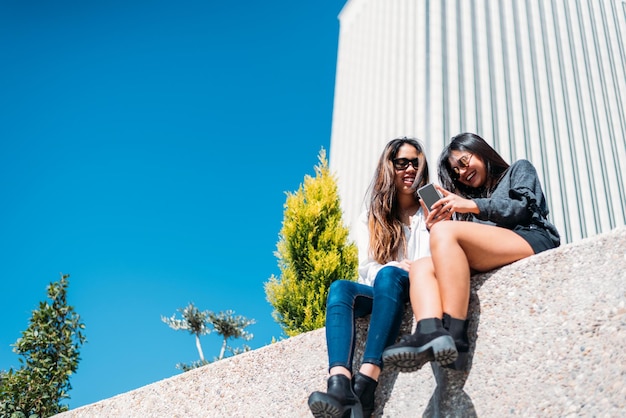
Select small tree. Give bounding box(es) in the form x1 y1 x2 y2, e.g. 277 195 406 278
265 148 358 337
0 273 86 418
162 303 255 371
161 303 211 363
208 310 255 360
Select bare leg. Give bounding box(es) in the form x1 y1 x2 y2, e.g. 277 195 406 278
358 363 380 381
382 222 533 373
383 259 458 372
408 257 442 320
328 366 351 379
429 221 534 318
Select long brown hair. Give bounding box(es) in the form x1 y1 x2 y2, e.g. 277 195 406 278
367 137 429 264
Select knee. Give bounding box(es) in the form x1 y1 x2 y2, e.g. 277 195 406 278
409 258 435 283
429 221 457 250
327 280 351 307
373 267 408 292
429 220 452 239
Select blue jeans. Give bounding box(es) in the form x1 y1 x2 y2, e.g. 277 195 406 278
325 266 410 371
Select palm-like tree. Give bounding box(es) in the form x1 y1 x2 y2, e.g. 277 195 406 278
208 310 255 360
161 303 211 362
162 304 256 368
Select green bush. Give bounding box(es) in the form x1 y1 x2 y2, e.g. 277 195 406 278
265 149 357 337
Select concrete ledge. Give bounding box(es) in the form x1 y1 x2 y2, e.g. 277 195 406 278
55 226 626 417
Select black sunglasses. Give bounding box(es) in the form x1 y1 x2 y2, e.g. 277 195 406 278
393 158 419 170
450 154 472 180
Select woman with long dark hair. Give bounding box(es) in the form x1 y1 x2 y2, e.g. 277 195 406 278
382 132 560 372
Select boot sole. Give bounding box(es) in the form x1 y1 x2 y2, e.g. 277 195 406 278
382 335 458 373
308 392 364 418
442 351 469 371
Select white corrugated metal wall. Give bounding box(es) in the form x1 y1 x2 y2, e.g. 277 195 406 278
329 0 626 243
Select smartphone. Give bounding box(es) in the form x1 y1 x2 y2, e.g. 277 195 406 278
417 183 443 212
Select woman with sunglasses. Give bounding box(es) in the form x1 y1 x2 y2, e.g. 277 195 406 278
382 132 560 373
308 137 444 418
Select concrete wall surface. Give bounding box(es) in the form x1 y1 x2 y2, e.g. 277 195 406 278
55 226 626 417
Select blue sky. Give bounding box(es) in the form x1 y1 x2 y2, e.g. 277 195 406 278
0 0 346 408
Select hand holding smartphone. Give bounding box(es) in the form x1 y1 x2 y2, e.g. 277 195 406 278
417 183 443 212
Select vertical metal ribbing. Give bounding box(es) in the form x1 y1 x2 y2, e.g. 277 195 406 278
457 0 479 137
456 0 465 132
397 0 417 136
609 1 626 139
484 1 499 149
380 0 392 137
471 0 483 137
513 0 532 159
492 2 508 154
430 1 445 155
550 0 585 239
330 0 363 228
366 0 377 144
536 0 571 240
575 0 611 234
410 2 430 192
610 1 626 223
406 0 418 138
400 0 412 134
562 0 600 237
400 0 411 135
497 1 516 162
329 0 626 243
596 1 626 223
415 0 429 150
441 1 449 144
524 0 553 230
425 0 432 147
585 0 616 230
612 1 626 82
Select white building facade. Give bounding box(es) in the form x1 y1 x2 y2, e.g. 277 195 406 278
329 0 626 243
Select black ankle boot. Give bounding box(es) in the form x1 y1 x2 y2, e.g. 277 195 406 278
382 318 457 372
308 374 364 418
442 313 470 370
352 372 377 417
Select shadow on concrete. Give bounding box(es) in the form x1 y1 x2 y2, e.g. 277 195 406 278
361 271 497 417
353 303 414 417
420 271 495 417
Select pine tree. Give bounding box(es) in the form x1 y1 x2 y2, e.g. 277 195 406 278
265 148 358 337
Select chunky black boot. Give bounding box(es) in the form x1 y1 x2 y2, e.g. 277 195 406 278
352 372 378 418
442 313 470 371
308 374 364 418
382 318 457 372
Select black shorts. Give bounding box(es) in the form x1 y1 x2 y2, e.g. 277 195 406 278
513 225 556 254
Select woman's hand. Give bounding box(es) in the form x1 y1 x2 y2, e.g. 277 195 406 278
396 259 412 272
420 197 453 230
434 185 479 215
420 185 477 229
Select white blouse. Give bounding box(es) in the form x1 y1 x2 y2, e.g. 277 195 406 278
356 209 431 286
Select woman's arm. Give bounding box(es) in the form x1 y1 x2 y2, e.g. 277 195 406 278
472 159 543 227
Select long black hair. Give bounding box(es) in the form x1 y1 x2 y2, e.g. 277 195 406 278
438 132 509 199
